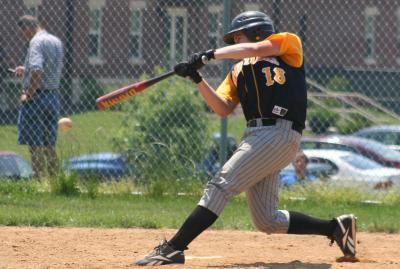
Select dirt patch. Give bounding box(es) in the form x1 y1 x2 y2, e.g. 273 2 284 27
0 227 399 269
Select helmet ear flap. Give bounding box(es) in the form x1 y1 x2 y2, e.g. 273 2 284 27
243 25 275 42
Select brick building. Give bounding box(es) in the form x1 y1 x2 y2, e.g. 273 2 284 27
1 0 399 120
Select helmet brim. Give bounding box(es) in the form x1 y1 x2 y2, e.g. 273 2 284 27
223 21 273 44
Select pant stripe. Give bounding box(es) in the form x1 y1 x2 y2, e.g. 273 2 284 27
199 119 301 222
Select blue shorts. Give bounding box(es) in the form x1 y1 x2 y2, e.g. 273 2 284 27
18 90 60 146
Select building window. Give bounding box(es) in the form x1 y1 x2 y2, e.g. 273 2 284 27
23 0 42 16
167 8 188 68
244 3 260 11
129 1 145 62
88 0 105 63
89 8 102 60
208 6 222 49
364 7 378 65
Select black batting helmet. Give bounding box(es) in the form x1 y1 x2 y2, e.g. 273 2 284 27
223 11 275 44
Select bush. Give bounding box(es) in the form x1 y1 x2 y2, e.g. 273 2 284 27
0 179 38 195
308 108 338 134
112 67 211 190
336 113 373 134
77 76 105 111
80 174 100 199
327 75 349 92
50 172 80 196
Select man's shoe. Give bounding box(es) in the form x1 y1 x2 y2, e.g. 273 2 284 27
330 214 357 257
135 239 185 266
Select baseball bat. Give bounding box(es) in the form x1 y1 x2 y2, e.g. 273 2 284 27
96 70 175 110
7 68 16 73
96 55 212 110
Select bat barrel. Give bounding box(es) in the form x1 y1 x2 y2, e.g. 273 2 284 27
96 70 175 110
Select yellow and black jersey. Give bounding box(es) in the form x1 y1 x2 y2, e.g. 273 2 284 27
216 32 307 129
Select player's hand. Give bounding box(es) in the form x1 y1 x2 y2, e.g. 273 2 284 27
188 49 215 70
174 62 202 84
20 90 34 103
15 66 25 78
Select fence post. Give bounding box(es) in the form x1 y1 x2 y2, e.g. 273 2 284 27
63 0 75 114
219 0 232 165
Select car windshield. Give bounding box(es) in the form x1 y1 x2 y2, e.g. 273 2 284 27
360 140 400 159
340 154 383 170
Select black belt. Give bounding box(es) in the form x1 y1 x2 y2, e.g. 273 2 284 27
247 118 303 135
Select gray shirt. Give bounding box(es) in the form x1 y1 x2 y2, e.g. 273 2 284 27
23 30 64 90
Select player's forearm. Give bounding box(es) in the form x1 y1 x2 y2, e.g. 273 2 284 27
26 70 42 96
197 81 235 117
214 40 280 59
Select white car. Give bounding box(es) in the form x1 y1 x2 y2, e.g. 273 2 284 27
303 149 400 186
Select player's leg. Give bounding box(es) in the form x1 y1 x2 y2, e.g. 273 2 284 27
246 173 357 257
135 120 300 266
43 146 58 177
29 146 46 178
41 91 60 177
18 99 47 178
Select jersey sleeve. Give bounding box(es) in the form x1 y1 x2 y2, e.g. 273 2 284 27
267 32 303 68
27 39 44 71
216 72 240 105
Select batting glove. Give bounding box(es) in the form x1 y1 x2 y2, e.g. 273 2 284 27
174 62 203 84
188 49 215 70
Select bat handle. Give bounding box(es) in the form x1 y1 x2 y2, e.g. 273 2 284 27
7 68 15 73
201 55 211 65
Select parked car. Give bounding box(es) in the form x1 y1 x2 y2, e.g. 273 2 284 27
64 133 237 181
0 151 33 179
63 152 130 180
353 125 400 152
301 135 400 169
302 149 400 187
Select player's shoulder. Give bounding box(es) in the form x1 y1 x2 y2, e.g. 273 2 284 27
267 32 302 46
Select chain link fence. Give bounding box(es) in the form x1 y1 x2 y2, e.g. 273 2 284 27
1 0 400 194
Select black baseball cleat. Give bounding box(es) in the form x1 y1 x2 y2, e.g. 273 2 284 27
135 239 185 266
329 214 357 257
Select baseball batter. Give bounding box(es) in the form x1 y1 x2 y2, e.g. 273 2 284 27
136 11 357 266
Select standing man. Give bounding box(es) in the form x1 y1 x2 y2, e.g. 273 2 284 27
135 11 357 266
14 15 64 178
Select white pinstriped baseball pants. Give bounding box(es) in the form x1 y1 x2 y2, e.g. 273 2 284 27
198 119 301 234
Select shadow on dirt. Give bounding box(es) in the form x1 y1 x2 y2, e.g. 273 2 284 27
212 260 332 269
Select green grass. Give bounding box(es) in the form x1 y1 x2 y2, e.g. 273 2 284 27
0 111 125 161
0 110 246 162
57 111 126 159
0 180 399 233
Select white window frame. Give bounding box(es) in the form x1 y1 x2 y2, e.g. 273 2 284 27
244 3 260 12
23 0 42 16
88 0 105 64
364 7 379 65
208 5 223 63
167 8 188 69
396 8 400 65
129 1 146 63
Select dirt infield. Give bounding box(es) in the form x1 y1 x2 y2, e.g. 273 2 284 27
0 227 399 269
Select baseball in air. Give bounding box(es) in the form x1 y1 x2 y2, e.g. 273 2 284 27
58 117 72 132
